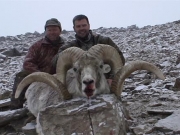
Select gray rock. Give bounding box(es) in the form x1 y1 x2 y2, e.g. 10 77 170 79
173 78 180 91
0 36 6 42
0 108 28 126
1 19 180 134
0 89 11 100
22 122 37 135
0 53 6 59
37 94 127 135
0 98 11 108
2 48 22 57
147 109 174 115
132 124 153 135
155 110 180 134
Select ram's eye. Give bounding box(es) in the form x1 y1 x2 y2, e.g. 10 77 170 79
100 65 103 68
73 68 77 72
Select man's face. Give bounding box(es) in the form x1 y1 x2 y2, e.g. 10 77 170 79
45 26 61 41
73 19 90 38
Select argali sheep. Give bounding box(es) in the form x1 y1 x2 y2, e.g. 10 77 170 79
15 44 165 117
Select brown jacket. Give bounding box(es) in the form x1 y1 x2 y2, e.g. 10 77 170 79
23 37 65 74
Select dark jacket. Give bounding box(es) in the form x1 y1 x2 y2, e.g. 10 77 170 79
57 31 125 65
23 37 65 74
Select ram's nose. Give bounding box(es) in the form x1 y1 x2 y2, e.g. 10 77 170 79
83 79 94 85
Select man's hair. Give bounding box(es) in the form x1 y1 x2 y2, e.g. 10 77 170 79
73 14 89 26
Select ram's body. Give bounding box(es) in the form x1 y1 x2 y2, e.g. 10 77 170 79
25 82 59 117
15 44 165 119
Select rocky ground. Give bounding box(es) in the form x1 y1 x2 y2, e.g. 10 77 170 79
0 20 180 135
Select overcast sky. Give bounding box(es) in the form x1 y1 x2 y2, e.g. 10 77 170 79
1 0 180 36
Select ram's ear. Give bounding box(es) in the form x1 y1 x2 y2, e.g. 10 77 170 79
66 68 75 77
103 64 111 73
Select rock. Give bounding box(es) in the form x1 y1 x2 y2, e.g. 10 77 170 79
0 53 6 60
155 110 180 134
134 85 148 91
37 94 127 135
147 109 174 115
1 20 180 134
173 78 180 91
148 102 163 107
0 36 6 42
22 121 37 135
0 108 28 126
132 124 153 135
176 54 180 64
2 48 22 57
159 94 179 101
0 98 11 108
0 89 11 100
145 118 158 124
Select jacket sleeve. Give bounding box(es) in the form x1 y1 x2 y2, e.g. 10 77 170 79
23 43 40 73
103 37 125 65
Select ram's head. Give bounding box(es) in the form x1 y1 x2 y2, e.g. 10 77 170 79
15 44 165 100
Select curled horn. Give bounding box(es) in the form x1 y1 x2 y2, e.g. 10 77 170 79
111 60 165 96
88 44 124 75
56 47 85 84
15 72 72 100
15 47 85 101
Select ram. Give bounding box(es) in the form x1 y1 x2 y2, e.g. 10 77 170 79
15 44 165 117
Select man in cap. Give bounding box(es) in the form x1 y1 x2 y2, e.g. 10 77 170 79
10 18 65 109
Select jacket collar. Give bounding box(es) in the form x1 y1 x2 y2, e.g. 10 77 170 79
41 36 64 46
75 30 93 42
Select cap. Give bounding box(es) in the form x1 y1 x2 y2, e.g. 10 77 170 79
44 18 62 31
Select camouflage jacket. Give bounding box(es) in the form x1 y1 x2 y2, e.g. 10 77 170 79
23 37 65 74
57 31 125 65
